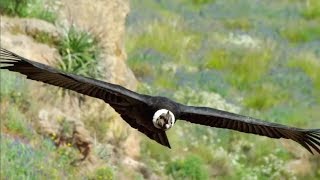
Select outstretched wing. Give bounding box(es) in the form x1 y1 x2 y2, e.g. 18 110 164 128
0 48 150 126
0 48 147 107
0 48 171 148
178 105 320 154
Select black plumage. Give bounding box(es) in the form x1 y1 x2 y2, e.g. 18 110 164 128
1 48 320 154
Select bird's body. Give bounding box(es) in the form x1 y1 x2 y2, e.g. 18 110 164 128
1 48 320 154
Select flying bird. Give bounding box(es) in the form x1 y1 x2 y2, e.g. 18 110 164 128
1 48 320 154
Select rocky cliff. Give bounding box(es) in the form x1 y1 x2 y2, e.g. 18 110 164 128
0 0 145 176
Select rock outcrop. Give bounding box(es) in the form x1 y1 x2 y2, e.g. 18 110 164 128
58 0 137 90
0 16 60 65
0 0 141 173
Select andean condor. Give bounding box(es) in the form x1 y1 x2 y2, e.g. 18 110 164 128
1 48 320 154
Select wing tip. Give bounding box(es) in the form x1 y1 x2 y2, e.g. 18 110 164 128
298 129 320 155
0 48 22 63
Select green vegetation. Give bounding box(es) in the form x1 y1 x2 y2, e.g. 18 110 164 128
233 154 295 180
0 2 108 176
57 26 103 79
223 18 253 31
89 167 114 180
288 57 320 91
128 0 320 179
31 31 59 47
288 55 320 101
301 0 320 20
188 0 216 6
127 19 201 62
0 72 114 180
0 71 28 103
243 83 290 110
0 0 57 23
203 47 275 90
2 106 33 139
1 0 320 179
0 134 81 179
166 155 209 180
280 21 320 43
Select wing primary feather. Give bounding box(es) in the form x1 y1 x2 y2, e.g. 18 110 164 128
307 135 320 147
252 125 261 135
231 120 238 130
248 124 253 134
90 87 100 97
241 122 248 133
268 127 281 138
206 118 215 126
305 139 320 154
258 126 268 136
281 130 314 154
226 120 233 129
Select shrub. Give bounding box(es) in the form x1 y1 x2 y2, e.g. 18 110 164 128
57 26 103 79
243 83 290 110
0 71 28 103
233 154 296 180
223 18 253 31
165 155 209 180
287 55 320 101
126 18 201 62
0 135 77 179
2 106 33 139
89 167 114 180
280 22 320 43
0 0 57 23
301 0 320 20
203 47 274 90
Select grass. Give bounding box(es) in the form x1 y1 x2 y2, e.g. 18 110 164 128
141 138 171 162
287 55 320 102
57 26 103 79
1 0 320 179
301 0 320 20
89 167 114 180
126 17 202 63
0 70 26 108
1 106 33 139
0 72 115 180
165 155 209 180
243 83 291 110
203 47 274 90
0 134 80 179
182 0 216 6
128 1 320 179
0 0 57 23
31 31 59 47
279 21 320 43
223 18 253 31
233 154 295 180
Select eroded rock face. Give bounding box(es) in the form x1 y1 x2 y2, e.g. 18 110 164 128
0 17 60 65
58 0 137 90
1 0 140 163
57 0 140 158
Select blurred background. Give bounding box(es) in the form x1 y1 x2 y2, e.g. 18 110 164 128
1 0 320 179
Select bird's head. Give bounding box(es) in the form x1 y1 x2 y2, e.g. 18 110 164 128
152 109 175 130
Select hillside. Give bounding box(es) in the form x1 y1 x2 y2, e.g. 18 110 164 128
1 0 320 179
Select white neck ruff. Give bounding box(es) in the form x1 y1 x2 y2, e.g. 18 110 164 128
152 109 175 129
